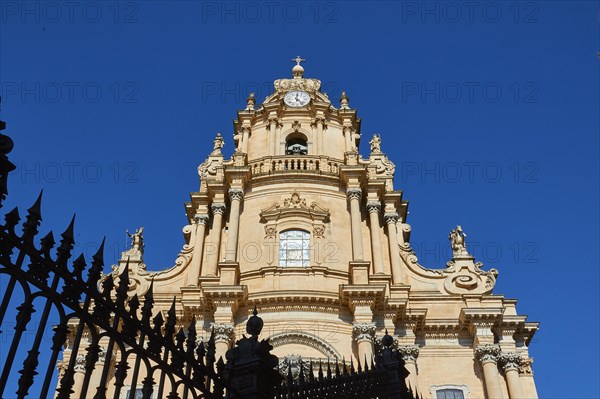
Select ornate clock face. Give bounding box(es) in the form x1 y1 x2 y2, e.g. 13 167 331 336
284 91 310 107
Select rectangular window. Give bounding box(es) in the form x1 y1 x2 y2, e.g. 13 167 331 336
279 230 310 267
436 389 465 399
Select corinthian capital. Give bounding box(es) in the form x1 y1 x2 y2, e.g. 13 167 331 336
352 322 376 343
498 352 523 372
211 323 235 344
383 212 399 224
194 214 210 226
475 344 501 365
228 188 244 201
397 345 420 363
211 203 227 215
347 188 362 201
366 201 381 214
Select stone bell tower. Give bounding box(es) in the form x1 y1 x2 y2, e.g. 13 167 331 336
111 58 539 399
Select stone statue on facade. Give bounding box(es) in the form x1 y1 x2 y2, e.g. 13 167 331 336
369 133 382 154
127 227 144 253
449 225 468 257
211 133 225 156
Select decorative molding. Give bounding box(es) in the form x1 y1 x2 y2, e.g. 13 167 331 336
211 203 227 215
313 225 325 238
519 357 534 376
211 323 235 344
268 331 340 359
383 213 399 224
194 214 210 226
278 355 312 381
498 352 523 372
228 188 244 202
346 188 362 201
397 345 420 363
475 344 501 365
366 201 381 214
259 192 330 224
352 322 376 343
264 225 277 239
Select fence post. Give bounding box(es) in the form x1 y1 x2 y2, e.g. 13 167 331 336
225 307 282 399
376 330 413 399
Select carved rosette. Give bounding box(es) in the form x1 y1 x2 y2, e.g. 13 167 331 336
498 352 523 372
352 322 376 343
211 323 235 344
397 345 420 363
347 188 362 201
228 188 244 202
383 212 399 225
475 344 501 365
211 203 227 215
366 201 381 214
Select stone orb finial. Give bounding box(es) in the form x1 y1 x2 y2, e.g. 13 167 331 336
246 305 264 337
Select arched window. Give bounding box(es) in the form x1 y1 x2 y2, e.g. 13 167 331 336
286 136 308 155
279 230 310 267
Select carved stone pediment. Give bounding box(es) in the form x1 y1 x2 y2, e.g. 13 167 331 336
260 192 330 223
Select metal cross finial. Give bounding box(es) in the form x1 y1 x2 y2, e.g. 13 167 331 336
292 56 306 66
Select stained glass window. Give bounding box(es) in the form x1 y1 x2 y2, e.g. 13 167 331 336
279 230 310 267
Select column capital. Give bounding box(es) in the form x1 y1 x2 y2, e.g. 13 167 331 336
194 214 210 226
228 188 244 201
519 357 534 376
397 345 420 363
211 203 227 215
383 212 399 224
352 322 376 343
73 354 86 373
475 344 501 365
347 188 362 201
498 352 523 372
211 322 236 344
366 201 381 213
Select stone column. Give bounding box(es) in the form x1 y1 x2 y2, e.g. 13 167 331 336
347 188 364 261
204 203 226 276
224 189 244 262
71 354 86 398
499 353 524 399
384 212 403 284
366 201 384 274
187 214 210 286
398 345 420 391
352 322 376 364
475 344 504 399
212 323 235 362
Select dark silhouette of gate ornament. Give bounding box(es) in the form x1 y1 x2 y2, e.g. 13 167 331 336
0 101 417 399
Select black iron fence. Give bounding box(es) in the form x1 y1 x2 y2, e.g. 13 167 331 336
0 101 416 399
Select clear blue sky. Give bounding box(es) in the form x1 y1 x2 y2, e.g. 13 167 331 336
1 1 598 398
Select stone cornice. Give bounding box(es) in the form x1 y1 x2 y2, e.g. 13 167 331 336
247 290 340 306
240 265 348 281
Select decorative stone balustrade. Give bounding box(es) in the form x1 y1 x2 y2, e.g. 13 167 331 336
250 156 341 176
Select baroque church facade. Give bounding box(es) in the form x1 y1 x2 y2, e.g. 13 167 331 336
102 59 538 399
